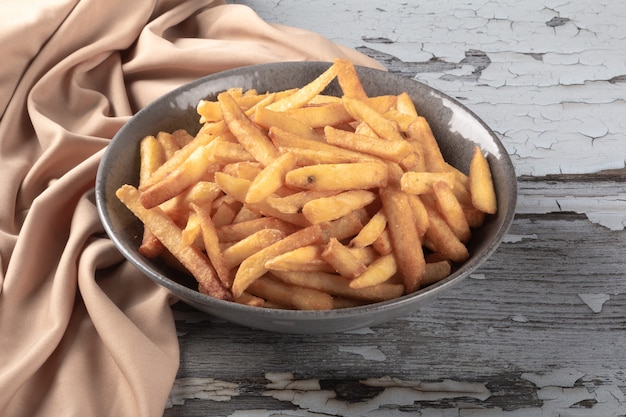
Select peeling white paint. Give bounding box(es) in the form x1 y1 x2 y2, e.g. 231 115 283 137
516 193 626 231
338 345 386 361
166 377 239 407
522 368 585 388
511 314 529 323
470 273 487 280
578 293 610 313
262 374 491 417
502 233 538 243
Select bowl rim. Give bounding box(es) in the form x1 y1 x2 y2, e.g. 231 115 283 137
96 60 517 322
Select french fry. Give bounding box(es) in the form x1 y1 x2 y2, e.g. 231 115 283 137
266 63 337 112
139 143 221 208
191 203 231 287
433 181 471 243
254 106 321 142
139 126 216 191
116 185 231 300
324 126 414 163
156 131 181 159
247 275 334 310
424 202 470 263
218 91 280 166
421 260 453 286
396 92 418 118
245 152 296 204
342 96 405 142
321 238 367 279
269 126 378 163
372 228 393 255
284 103 353 128
400 171 456 195
222 228 286 269
272 270 405 303
302 190 376 224
349 254 397 289
285 162 388 191
349 210 387 248
469 146 497 214
265 245 333 273
138 135 166 258
407 116 448 172
407 194 430 237
231 223 326 298
211 141 255 164
265 190 338 214
181 210 202 247
380 187 425 293
216 217 298 243
334 58 368 100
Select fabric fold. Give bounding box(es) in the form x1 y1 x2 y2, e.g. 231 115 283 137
0 0 383 415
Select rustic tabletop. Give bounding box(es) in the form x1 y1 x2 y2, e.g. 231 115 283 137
164 1 626 415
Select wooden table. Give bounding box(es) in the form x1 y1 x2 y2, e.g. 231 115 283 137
164 1 626 415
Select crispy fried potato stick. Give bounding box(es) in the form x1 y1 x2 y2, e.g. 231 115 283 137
116 185 232 300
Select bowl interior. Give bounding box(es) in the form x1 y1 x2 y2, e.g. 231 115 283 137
96 61 517 333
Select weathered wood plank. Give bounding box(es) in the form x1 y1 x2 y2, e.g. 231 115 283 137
165 207 626 415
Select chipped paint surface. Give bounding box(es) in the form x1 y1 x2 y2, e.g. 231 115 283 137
234 0 626 177
168 370 626 416
578 293 610 313
338 345 387 361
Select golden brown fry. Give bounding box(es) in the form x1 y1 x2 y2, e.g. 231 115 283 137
421 260 453 287
231 223 326 298
424 202 470 263
215 172 309 227
265 190 338 214
324 126 413 163
116 185 232 300
400 171 456 195
334 58 368 100
191 203 231 287
407 194 430 237
156 131 181 159
433 181 471 243
284 103 353 128
138 135 166 257
321 238 367 279
222 228 286 270
139 143 221 209
285 162 388 191
266 63 337 112
302 190 377 224
254 106 321 142
269 126 378 163
469 146 497 214
380 187 425 293
407 116 448 172
349 210 387 248
349 254 397 289
265 245 333 273
247 275 334 310
342 96 405 142
245 152 297 204
216 216 297 242
218 91 280 166
396 92 418 118
272 270 405 302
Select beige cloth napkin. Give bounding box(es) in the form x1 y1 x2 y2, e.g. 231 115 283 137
0 1 383 416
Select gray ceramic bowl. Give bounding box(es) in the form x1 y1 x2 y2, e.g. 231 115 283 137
96 61 517 334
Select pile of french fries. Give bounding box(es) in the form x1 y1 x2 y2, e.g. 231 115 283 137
116 59 497 310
